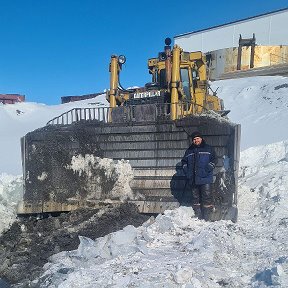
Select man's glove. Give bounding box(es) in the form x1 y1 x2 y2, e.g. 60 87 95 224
206 162 215 172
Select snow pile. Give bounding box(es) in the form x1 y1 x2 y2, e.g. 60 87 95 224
211 76 288 149
0 94 108 175
30 141 288 287
237 140 288 287
67 155 136 200
238 140 288 225
0 173 23 233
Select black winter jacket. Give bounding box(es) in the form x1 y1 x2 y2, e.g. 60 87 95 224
181 140 217 185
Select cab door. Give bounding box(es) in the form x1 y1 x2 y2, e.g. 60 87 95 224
179 67 195 115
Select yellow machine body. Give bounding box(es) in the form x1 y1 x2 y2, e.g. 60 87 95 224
107 42 224 120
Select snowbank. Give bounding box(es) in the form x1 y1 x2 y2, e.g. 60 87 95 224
0 94 108 175
29 140 288 287
211 76 288 149
238 140 288 224
0 173 23 233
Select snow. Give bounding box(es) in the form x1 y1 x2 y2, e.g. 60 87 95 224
67 155 137 201
210 76 288 149
31 159 288 287
0 93 108 175
0 173 22 234
1 76 288 287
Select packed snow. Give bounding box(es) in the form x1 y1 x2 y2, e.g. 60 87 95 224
0 174 22 234
67 155 137 201
1 76 288 287
210 76 288 149
27 140 288 287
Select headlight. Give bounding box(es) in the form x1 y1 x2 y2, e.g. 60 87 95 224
158 52 167 61
118 55 126 64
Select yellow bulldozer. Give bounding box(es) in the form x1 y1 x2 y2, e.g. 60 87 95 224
108 37 226 119
18 38 240 222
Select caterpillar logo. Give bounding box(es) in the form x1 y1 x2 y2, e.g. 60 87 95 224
133 90 161 99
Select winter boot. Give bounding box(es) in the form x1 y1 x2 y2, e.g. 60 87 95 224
192 205 202 219
203 206 214 221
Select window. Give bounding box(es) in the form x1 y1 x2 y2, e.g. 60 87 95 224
180 68 191 100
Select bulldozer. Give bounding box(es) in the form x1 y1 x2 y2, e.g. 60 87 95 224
17 38 240 222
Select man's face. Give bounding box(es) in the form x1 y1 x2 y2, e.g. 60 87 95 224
193 136 202 146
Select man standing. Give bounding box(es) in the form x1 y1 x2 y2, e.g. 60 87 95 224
181 131 217 221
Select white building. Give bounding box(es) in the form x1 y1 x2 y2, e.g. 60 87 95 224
174 8 288 53
174 8 288 79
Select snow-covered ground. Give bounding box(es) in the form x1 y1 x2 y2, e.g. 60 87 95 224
26 140 288 287
1 76 288 287
210 76 288 149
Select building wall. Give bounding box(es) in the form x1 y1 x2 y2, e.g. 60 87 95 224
174 9 288 53
208 45 288 80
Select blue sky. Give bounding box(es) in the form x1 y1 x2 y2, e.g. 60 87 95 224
0 1 287 105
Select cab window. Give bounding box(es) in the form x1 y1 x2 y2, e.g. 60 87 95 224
180 68 191 100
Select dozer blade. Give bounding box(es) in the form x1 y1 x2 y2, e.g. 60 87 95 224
20 108 240 221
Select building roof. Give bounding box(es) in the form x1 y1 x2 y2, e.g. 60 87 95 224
175 7 288 38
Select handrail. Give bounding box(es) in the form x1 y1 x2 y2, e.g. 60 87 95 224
46 107 110 125
46 101 212 126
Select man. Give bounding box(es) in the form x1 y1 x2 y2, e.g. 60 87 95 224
181 131 217 221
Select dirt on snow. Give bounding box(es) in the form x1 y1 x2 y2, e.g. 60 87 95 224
0 203 150 287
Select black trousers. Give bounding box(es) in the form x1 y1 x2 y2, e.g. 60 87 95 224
191 183 213 207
